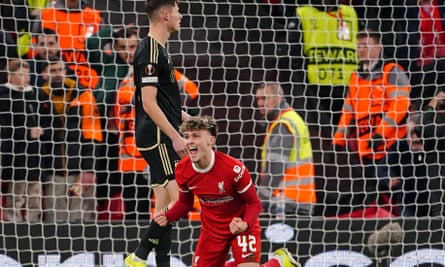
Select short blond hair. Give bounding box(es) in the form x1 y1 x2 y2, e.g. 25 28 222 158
180 116 218 137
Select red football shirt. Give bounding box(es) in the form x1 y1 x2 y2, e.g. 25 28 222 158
167 150 262 239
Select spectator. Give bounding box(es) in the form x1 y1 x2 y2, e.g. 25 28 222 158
332 29 411 213
411 88 445 216
26 28 61 88
255 82 316 217
34 0 102 90
113 76 151 221
414 0 445 68
385 111 443 216
0 59 43 222
410 0 445 110
38 56 102 222
86 24 138 119
1 0 50 58
86 24 139 213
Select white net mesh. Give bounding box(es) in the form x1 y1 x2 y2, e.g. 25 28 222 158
1 0 445 266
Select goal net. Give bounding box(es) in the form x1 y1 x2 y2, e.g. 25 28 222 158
1 0 445 266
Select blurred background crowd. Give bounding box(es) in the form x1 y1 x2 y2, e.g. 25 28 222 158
1 0 445 222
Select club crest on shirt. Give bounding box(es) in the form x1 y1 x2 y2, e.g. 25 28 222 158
218 181 225 194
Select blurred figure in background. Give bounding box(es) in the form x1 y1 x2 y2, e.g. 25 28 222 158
86 24 139 215
34 0 102 89
289 0 359 136
255 82 316 217
26 28 61 88
113 75 151 221
38 56 102 222
0 59 43 222
410 0 445 110
332 29 411 215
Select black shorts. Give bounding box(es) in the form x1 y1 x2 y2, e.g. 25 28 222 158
139 142 180 187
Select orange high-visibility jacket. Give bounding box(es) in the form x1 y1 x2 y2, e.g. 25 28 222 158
69 90 103 143
41 6 101 89
114 77 148 172
174 69 199 101
333 62 410 160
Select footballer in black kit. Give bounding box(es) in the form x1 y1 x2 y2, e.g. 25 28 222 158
133 35 182 185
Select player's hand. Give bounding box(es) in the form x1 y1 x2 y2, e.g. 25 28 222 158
173 136 188 159
229 217 248 235
153 210 168 227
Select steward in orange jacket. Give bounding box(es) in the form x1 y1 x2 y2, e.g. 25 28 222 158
114 76 148 173
174 69 200 115
332 61 410 162
333 31 411 162
331 30 411 215
38 0 101 89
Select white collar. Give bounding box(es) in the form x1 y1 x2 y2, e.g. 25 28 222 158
3 83 33 92
192 150 215 173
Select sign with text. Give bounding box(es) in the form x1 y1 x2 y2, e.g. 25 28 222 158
0 219 444 267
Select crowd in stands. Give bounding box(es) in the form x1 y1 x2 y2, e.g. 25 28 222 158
0 0 445 222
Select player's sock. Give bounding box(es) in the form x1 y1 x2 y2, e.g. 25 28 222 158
155 224 172 266
134 221 168 259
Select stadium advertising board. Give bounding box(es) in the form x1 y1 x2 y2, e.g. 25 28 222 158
0 218 444 267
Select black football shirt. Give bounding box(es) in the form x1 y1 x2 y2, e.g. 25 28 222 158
133 35 182 149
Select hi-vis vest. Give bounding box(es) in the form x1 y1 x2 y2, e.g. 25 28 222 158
297 5 359 85
174 69 199 102
261 109 316 204
333 63 410 161
41 6 101 89
115 77 148 172
69 90 103 142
